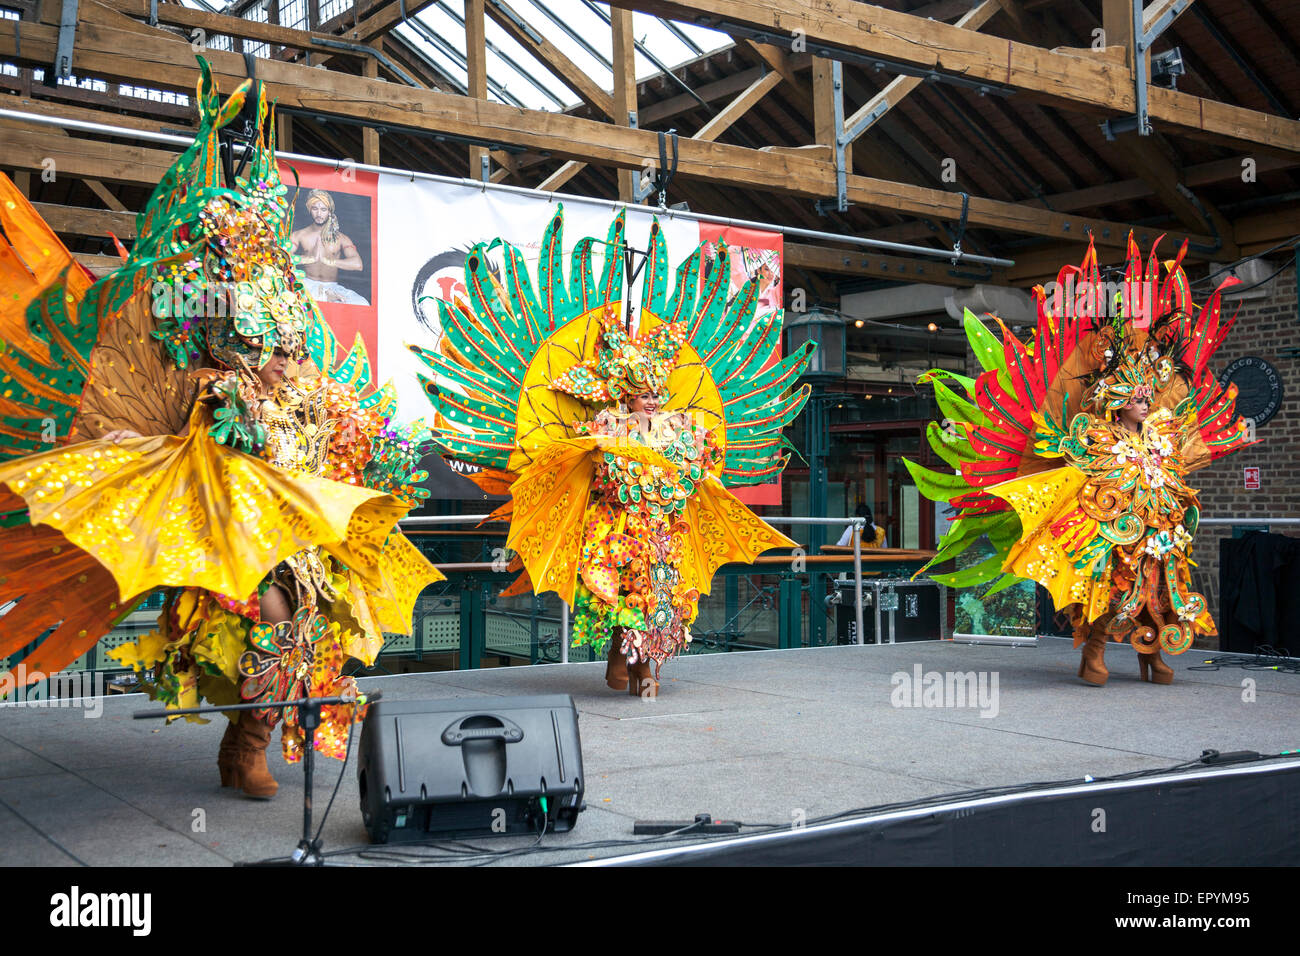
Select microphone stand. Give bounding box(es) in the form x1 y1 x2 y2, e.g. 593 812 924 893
133 691 382 866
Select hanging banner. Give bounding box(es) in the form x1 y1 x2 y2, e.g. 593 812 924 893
279 159 380 382
264 171 794 503
699 223 785 505
375 178 700 426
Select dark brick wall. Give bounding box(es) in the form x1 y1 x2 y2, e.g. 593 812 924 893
1184 267 1300 648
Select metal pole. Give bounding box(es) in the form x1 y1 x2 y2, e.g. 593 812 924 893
560 601 569 664
401 514 495 525
0 109 1016 269
873 580 883 646
1198 518 1300 526
852 518 864 646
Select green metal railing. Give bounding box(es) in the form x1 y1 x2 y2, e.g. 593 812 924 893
1 528 936 695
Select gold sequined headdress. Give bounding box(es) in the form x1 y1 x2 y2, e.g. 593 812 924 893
1083 327 1171 416
550 304 687 405
102 59 317 373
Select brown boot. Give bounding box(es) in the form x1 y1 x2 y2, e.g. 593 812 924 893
217 718 240 788
1138 651 1174 684
605 634 629 691
1078 628 1109 686
234 711 278 799
628 659 658 699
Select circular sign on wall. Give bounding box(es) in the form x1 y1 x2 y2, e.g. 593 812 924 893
1218 357 1284 426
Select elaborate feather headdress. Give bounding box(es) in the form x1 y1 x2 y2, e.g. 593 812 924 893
549 303 687 404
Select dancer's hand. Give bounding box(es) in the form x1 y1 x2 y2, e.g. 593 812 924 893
102 429 143 443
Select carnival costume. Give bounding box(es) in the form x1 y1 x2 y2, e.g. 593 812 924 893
0 62 441 796
907 237 1253 684
414 212 813 694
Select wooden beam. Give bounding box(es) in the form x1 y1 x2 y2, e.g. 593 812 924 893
73 252 126 277
0 18 1223 251
0 93 194 135
738 40 808 91
336 0 439 44
2 126 176 186
33 202 137 239
1102 0 1136 67
842 0 1001 144
538 160 586 192
277 110 294 153
484 0 614 118
85 179 128 212
639 65 766 126
993 0 1232 251
611 6 638 203
602 0 1300 153
363 52 381 166
1232 206 1300 249
785 240 994 286
1142 0 1196 37
1110 137 1236 253
465 0 488 178
96 0 367 57
810 56 844 169
692 69 782 142
0 108 132 214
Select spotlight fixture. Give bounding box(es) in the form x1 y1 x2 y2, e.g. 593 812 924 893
1151 48 1185 89
854 319 864 328
927 322 938 332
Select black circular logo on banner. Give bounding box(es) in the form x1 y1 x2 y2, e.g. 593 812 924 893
1219 357 1283 426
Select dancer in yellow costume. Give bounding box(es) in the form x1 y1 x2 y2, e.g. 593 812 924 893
0 62 441 797
413 212 813 695
907 236 1253 685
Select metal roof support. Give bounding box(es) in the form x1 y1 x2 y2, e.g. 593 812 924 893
432 0 567 108
1190 4 1291 117
402 15 526 107
388 24 469 92
830 59 848 214
706 20 1015 98
310 37 422 86
0 107 1015 268
657 16 703 56
53 0 79 80
528 0 613 72
581 0 712 114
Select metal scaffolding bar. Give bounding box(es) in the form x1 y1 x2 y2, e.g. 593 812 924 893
0 108 1015 267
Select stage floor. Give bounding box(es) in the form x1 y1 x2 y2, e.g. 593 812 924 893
2 637 1296 866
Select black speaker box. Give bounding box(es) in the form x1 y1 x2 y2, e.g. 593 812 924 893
357 695 585 843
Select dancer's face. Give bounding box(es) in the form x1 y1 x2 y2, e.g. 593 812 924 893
257 347 291 390
629 391 660 415
1120 397 1149 429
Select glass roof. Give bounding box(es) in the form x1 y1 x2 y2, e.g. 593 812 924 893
199 0 731 112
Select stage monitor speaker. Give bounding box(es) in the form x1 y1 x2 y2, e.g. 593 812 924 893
357 695 584 843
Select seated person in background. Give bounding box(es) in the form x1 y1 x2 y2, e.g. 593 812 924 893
837 502 888 549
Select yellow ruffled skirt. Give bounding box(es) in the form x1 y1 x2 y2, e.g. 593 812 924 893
0 424 442 681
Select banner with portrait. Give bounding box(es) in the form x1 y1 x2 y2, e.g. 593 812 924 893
280 169 789 502
278 158 380 382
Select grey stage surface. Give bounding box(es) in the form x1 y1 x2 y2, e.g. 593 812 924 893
1 638 1296 866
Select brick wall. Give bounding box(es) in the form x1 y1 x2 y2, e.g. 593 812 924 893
1185 266 1300 648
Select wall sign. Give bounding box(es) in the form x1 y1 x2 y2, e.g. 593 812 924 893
1219 357 1284 426
1244 466 1261 490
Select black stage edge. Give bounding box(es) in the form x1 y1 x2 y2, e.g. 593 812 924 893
587 758 1300 866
